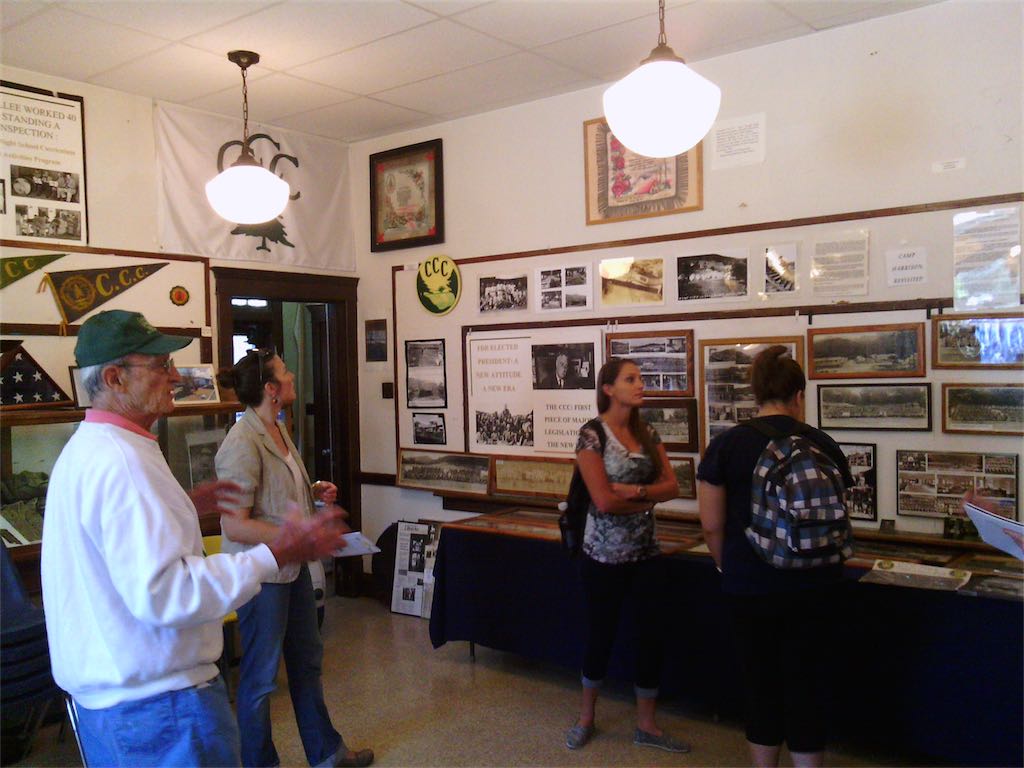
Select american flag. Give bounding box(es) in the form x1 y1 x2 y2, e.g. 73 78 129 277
0 340 72 409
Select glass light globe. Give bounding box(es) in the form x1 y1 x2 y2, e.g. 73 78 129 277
205 163 290 224
603 59 721 159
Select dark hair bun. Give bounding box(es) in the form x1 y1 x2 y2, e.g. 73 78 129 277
215 368 239 390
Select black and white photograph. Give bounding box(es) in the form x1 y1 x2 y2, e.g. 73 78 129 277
365 319 387 362
14 204 81 240
397 449 491 496
535 264 592 312
817 383 931 431
942 383 1024 436
599 257 664 306
677 251 748 301
931 313 1024 369
531 343 595 390
412 412 446 445
764 243 797 293
669 456 696 499
606 330 694 397
808 323 926 379
10 164 81 203
405 339 447 408
838 443 877 521
185 429 226 489
173 364 219 404
479 275 528 313
896 449 1018 520
540 269 562 290
639 399 698 452
474 406 534 447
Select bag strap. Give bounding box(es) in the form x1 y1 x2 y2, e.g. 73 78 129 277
583 417 608 455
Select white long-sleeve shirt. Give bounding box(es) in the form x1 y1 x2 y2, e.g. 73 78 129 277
41 414 279 709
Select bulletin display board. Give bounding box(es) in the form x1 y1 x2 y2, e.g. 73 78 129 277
391 195 1023 532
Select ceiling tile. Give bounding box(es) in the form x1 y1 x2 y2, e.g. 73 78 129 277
1 7 170 80
57 1 277 42
188 72 358 123
0 1 50 30
291 20 518 95
376 52 589 116
274 97 431 142
404 0 490 16
780 0 937 30
183 1 439 70
661 1 808 60
533 15 661 82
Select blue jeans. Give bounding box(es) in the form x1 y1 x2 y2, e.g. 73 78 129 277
236 565 342 767
74 676 240 767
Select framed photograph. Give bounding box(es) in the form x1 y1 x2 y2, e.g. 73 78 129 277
942 383 1024 436
405 339 447 408
818 383 931 432
397 448 491 496
699 337 804 449
808 322 925 379
599 257 664 307
68 365 90 408
185 429 226 489
931 312 1024 369
668 455 696 499
412 412 446 445
365 319 387 362
473 405 534 448
479 275 528 313
677 250 749 302
583 117 702 225
531 342 596 391
607 329 694 397
838 443 877 521
896 449 1018 520
535 264 593 312
640 398 698 453
369 138 444 252
493 456 574 499
173 364 220 404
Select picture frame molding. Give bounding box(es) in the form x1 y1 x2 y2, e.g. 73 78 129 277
838 442 878 521
807 322 926 379
941 382 1024 436
817 382 932 432
492 455 575 499
606 328 695 397
667 455 696 500
397 447 492 497
640 397 699 453
369 138 444 252
930 311 1024 370
173 363 220 404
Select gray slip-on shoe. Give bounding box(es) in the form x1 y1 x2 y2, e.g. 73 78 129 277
565 722 595 750
633 728 691 753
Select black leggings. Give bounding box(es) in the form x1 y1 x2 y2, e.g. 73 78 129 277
729 585 843 752
580 555 667 693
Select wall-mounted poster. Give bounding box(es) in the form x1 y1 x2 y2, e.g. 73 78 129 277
896 450 1018 520
838 443 877 521
405 339 446 408
1 82 88 245
807 323 926 379
599 257 664 307
952 206 1021 311
397 449 491 496
412 412 446 445
535 263 593 312
764 243 798 294
606 329 694 397
479 275 527 314
818 383 931 432
698 337 804 450
583 117 702 225
931 312 1024 369
941 383 1024 436
677 250 749 302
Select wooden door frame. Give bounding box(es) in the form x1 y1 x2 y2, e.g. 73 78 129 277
212 267 361 533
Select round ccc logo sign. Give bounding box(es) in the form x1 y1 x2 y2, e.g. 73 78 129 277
416 255 460 316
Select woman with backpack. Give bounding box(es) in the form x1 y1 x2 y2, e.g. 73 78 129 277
696 345 853 768
565 359 686 753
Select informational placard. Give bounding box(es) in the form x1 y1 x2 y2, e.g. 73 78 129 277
466 326 601 456
953 206 1021 310
811 230 869 296
1 83 88 245
390 520 440 619
711 112 766 170
886 246 928 288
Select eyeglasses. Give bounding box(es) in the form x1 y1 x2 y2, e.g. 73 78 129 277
119 358 176 373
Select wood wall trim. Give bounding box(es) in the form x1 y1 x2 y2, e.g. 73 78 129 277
360 472 396 486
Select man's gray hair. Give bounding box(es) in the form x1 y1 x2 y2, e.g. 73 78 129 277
80 357 126 400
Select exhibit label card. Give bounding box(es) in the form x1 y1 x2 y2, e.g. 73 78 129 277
811 230 869 296
711 113 766 170
953 206 1021 311
886 246 928 288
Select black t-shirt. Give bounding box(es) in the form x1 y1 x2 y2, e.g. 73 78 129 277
697 415 854 595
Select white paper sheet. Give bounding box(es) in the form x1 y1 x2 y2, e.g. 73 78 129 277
965 501 1024 560
333 531 381 558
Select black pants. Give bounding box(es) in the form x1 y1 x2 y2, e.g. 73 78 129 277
580 555 667 693
729 585 843 752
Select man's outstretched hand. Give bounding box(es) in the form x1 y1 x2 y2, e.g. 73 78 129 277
269 503 350 567
189 480 244 523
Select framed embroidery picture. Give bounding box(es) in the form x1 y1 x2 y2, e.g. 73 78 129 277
370 139 444 252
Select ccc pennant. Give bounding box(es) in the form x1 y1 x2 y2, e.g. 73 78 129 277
41 263 168 324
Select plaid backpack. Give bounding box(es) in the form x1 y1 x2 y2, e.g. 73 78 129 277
745 418 853 569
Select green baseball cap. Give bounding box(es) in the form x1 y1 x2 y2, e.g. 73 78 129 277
75 310 191 367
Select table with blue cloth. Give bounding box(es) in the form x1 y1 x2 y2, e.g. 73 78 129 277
428 513 1023 767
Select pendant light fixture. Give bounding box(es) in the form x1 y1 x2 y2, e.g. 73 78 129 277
602 0 721 159
205 50 290 224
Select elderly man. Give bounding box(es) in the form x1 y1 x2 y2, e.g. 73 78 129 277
41 310 347 767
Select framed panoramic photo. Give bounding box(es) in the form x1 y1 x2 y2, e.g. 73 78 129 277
369 138 444 252
698 337 804 449
668 455 696 499
941 383 1024 436
896 449 1018 520
493 456 574 499
808 322 926 379
606 329 694 397
397 448 491 496
583 117 702 225
838 442 877 521
817 383 931 432
640 398 699 453
931 312 1024 369
173 364 219 404
405 339 447 408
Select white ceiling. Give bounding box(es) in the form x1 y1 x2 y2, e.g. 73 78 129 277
1 0 937 143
